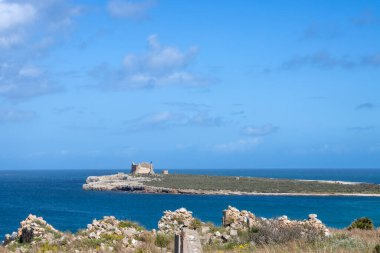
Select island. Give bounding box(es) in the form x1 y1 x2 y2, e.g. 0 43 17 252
83 163 380 196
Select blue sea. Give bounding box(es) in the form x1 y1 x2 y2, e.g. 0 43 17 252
1 169 380 239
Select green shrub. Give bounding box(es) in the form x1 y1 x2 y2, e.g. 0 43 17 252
155 233 171 249
37 242 59 253
100 233 124 242
374 244 380 253
237 229 250 242
118 220 144 231
347 217 375 230
190 218 202 230
77 238 103 249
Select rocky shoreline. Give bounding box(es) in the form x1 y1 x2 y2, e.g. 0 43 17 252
82 173 380 197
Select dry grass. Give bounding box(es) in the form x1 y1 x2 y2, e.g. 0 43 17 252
2 226 379 252
204 229 380 253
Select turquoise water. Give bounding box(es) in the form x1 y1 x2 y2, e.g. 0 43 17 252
1 169 380 239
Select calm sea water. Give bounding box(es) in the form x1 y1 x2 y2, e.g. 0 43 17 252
1 169 380 239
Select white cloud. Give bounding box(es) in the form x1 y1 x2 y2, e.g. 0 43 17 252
0 1 36 31
93 35 211 89
123 35 197 72
107 0 156 19
242 124 278 136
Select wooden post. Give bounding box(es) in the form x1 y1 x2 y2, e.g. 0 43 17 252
174 233 181 253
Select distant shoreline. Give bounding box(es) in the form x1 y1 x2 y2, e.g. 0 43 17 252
296 179 362 185
83 173 380 197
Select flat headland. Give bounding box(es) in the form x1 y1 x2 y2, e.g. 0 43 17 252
83 173 380 196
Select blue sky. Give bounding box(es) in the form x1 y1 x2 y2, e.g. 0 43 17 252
0 0 379 170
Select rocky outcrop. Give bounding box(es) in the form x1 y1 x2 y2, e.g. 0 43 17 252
83 173 153 192
2 215 154 253
202 206 331 245
4 214 62 246
158 208 195 234
222 205 257 230
276 214 331 237
2 206 332 252
76 216 146 251
221 206 330 237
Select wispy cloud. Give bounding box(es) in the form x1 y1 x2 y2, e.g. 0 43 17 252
0 107 36 123
125 110 222 131
276 51 380 71
356 102 375 110
0 0 82 100
107 0 156 20
362 53 380 67
213 138 261 153
163 102 212 111
231 110 245 116
352 10 380 26
293 143 349 155
0 63 61 100
347 126 375 132
301 23 340 40
52 106 76 114
211 123 278 153
242 124 278 136
281 51 355 70
90 35 213 90
64 125 107 131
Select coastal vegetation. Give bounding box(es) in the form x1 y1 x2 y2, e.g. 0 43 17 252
203 229 380 253
83 173 380 196
347 217 375 231
144 174 380 195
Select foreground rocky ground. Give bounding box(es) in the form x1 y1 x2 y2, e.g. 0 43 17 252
83 173 380 196
1 206 379 253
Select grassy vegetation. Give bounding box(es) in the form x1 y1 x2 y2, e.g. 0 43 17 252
154 233 171 249
144 174 380 194
2 226 380 253
118 220 144 231
203 229 380 253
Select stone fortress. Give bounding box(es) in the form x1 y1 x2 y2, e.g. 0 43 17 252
130 162 155 175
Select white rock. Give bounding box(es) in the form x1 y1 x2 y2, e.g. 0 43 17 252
230 229 238 237
308 214 317 219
